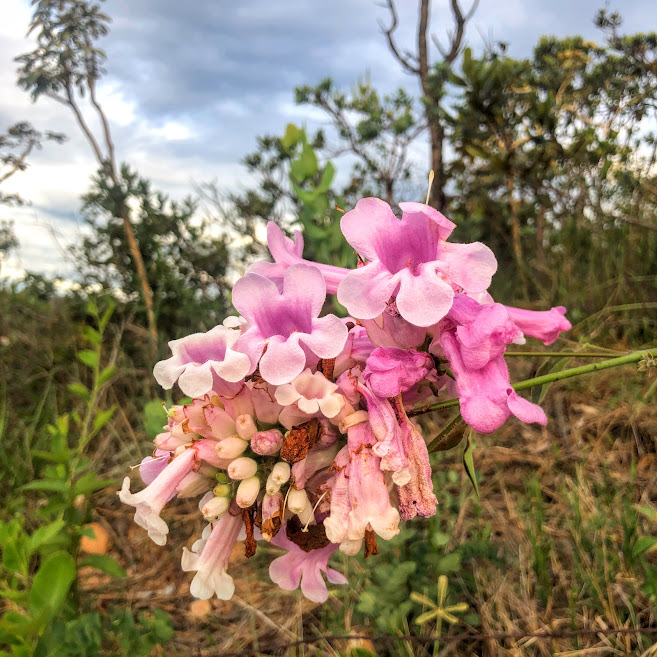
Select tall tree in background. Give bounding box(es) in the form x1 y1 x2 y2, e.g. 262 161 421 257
380 0 478 209
15 0 159 353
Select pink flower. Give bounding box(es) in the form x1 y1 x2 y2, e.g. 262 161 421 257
153 325 250 398
119 446 198 545
441 330 547 433
504 305 572 345
269 526 347 603
337 199 497 327
233 264 348 385
250 222 350 294
275 368 345 422
444 294 524 370
324 423 400 546
181 507 244 600
363 347 433 398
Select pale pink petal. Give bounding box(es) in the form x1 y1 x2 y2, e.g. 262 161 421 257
300 564 330 603
340 197 400 261
300 316 349 359
177 362 214 398
259 336 307 385
506 389 548 425
232 272 280 326
440 241 497 293
398 201 455 239
337 262 399 320
282 264 326 318
395 266 454 327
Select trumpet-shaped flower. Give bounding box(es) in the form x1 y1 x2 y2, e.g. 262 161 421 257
120 446 197 546
337 198 497 327
233 264 348 385
504 305 572 345
154 325 250 398
441 330 547 433
324 423 400 546
269 526 347 603
181 508 244 600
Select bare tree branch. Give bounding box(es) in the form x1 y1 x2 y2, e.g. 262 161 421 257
379 0 421 74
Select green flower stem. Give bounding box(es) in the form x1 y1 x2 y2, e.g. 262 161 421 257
409 348 655 417
505 351 622 358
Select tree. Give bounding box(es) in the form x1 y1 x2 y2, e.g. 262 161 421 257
75 165 231 339
0 121 65 206
294 77 424 204
16 0 159 353
447 16 657 312
380 0 479 209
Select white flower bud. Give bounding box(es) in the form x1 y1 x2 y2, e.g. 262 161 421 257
271 462 291 486
201 495 230 521
236 476 261 508
215 436 249 459
236 414 257 440
287 488 309 515
227 456 258 480
265 474 281 496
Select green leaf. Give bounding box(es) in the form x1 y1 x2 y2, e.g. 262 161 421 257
21 479 69 493
73 474 115 496
290 141 318 181
82 326 101 346
281 123 303 149
97 364 116 386
348 649 379 657
92 406 116 433
99 301 115 332
67 382 90 402
634 536 657 558
30 449 72 464
316 161 335 193
462 430 479 498
29 519 67 552
77 350 99 369
143 399 167 439
79 555 127 578
28 551 75 627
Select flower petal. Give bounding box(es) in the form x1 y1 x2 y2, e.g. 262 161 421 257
300 315 349 359
259 336 307 385
395 266 454 327
337 262 399 320
440 241 497 293
282 264 326 318
340 197 400 261
232 272 280 325
506 389 548 425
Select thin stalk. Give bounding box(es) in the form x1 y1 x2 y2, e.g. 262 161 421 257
643 376 657 404
410 348 656 417
505 351 623 358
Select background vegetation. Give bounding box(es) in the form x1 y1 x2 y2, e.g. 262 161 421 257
1 1 656 655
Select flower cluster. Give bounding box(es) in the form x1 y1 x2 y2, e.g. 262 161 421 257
120 198 571 603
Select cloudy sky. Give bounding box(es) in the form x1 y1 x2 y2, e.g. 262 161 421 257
0 0 653 279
